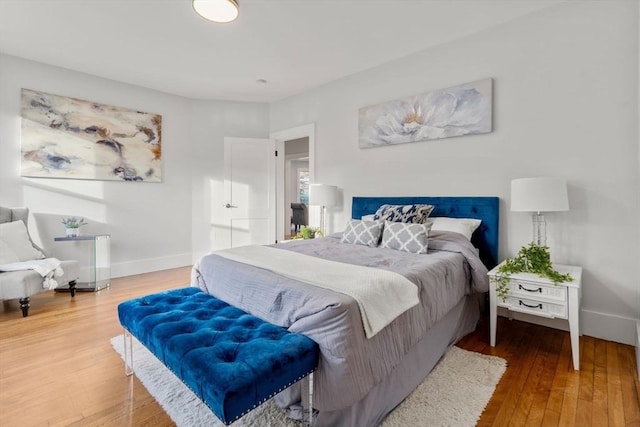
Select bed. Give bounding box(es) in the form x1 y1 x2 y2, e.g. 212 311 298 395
192 196 499 426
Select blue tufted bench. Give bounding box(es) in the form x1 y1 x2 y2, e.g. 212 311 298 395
117 287 319 426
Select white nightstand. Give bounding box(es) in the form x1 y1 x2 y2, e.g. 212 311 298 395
488 263 583 370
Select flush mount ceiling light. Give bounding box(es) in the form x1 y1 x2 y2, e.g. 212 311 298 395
193 0 239 23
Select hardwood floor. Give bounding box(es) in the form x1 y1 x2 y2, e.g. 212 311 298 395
1 267 638 426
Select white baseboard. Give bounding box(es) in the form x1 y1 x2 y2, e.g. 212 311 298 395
497 307 637 346
582 309 637 346
111 253 192 279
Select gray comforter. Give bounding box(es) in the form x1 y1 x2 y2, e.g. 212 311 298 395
191 230 488 411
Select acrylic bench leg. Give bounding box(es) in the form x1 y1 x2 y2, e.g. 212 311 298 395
123 329 134 376
302 372 315 427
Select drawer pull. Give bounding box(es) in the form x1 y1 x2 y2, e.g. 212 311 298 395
518 284 542 293
519 300 542 309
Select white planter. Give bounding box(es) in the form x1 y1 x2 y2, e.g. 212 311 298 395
65 227 79 237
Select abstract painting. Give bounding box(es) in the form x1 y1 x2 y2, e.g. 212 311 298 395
359 78 493 148
20 89 162 182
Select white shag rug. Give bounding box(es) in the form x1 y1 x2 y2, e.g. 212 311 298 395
111 335 506 426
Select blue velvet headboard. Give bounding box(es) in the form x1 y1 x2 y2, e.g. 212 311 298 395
352 196 500 269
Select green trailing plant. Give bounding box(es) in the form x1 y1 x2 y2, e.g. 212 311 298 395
293 226 322 240
495 243 573 302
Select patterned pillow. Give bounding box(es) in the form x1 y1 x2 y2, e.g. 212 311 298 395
380 221 432 254
373 204 434 224
341 219 384 247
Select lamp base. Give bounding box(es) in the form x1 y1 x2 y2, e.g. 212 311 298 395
320 205 326 236
532 212 547 246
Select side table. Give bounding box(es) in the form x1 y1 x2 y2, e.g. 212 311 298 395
488 263 583 370
54 234 111 292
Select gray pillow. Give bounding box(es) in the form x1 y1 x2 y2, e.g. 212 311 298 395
341 219 384 247
380 221 431 254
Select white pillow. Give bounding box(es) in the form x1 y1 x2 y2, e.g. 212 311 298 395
0 239 20 264
429 217 482 240
361 214 375 221
0 221 45 261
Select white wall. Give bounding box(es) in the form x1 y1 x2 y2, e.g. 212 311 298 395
0 54 271 277
0 54 194 277
189 100 270 260
270 1 640 344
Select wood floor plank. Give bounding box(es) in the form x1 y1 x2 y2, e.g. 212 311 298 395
607 340 627 427
1 266 638 427
618 343 640 426
511 328 550 426
576 335 596 426
592 338 610 427
541 331 572 427
524 329 564 427
489 321 542 426
556 335 581 426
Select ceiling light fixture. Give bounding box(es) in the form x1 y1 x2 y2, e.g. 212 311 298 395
193 0 239 23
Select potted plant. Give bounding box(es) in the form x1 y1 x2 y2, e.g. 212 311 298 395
294 226 322 240
494 243 573 301
62 216 88 237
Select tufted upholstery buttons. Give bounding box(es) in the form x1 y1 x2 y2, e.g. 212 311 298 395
118 287 319 425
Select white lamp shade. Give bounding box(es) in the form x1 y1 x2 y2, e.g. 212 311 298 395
309 184 337 207
193 0 239 23
511 177 569 212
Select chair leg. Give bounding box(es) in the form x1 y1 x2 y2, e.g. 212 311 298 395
19 297 30 317
68 280 77 297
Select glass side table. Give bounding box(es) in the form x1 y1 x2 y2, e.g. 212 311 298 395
54 234 111 292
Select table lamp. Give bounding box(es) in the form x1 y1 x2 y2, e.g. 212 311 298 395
511 177 569 246
309 184 337 236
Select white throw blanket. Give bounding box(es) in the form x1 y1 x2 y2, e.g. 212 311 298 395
0 258 64 290
213 245 419 338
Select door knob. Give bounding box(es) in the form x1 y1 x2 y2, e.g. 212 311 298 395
225 203 238 208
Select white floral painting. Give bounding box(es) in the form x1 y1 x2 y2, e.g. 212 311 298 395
20 89 162 182
359 78 492 148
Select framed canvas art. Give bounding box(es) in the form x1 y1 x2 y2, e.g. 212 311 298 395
20 89 162 182
359 78 493 149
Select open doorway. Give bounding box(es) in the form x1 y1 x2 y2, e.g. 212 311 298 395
271 123 315 242
284 138 309 238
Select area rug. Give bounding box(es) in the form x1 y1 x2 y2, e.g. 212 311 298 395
111 336 506 426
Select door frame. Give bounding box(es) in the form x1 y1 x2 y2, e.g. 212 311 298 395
270 123 315 242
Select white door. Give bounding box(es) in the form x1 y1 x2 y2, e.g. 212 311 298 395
223 137 276 247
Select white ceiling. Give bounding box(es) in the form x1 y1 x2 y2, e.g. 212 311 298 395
0 0 563 103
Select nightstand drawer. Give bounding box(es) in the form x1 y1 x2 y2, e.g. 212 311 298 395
508 279 567 303
500 296 567 319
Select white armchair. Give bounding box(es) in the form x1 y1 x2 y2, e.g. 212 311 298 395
0 207 79 317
